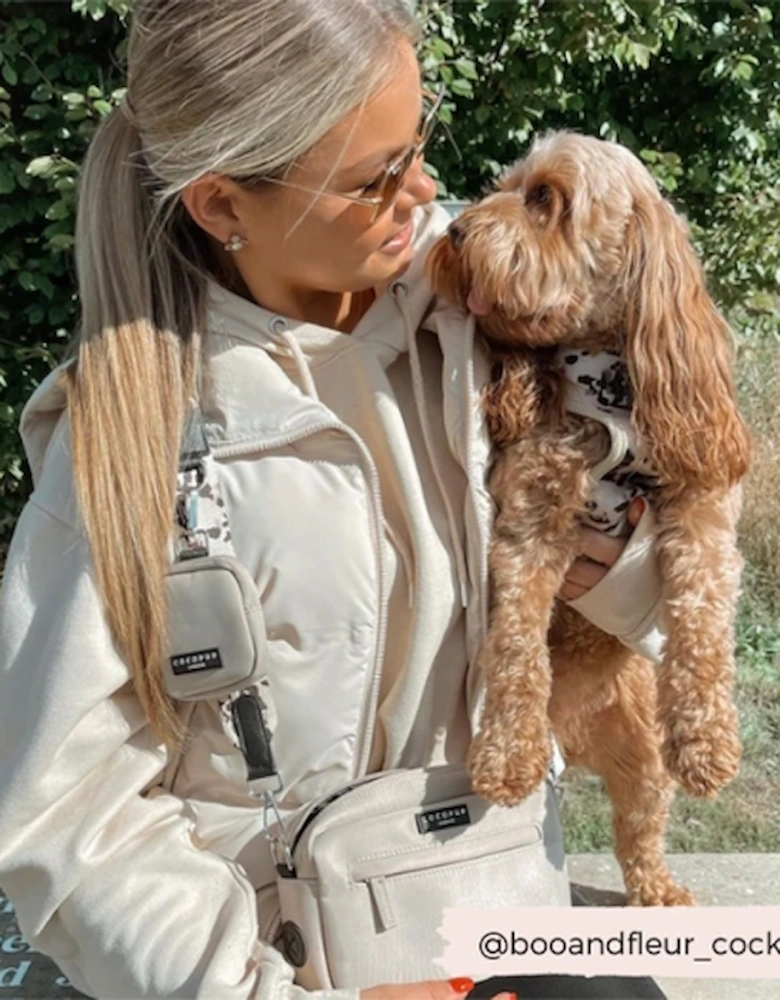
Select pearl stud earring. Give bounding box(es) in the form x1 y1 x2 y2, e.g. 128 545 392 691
224 234 247 252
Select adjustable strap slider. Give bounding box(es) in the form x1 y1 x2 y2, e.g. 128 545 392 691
175 459 209 560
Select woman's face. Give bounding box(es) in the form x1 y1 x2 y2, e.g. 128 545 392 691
188 39 438 319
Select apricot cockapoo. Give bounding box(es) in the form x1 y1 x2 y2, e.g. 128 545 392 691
428 132 752 906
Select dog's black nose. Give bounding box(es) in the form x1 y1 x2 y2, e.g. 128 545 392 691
448 223 465 249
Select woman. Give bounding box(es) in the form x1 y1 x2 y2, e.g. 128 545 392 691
0 2 668 998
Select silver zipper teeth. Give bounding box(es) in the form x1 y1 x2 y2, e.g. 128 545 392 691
210 419 387 778
406 324 469 610
463 347 490 641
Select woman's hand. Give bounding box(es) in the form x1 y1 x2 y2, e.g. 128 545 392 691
559 498 645 602
360 978 516 1000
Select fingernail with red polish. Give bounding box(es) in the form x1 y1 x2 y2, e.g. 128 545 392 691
448 979 476 994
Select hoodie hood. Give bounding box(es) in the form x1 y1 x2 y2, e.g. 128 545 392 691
20 364 72 488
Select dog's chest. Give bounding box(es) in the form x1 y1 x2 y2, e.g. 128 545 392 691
557 347 657 536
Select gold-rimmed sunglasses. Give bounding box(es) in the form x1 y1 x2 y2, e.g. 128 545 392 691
253 86 445 223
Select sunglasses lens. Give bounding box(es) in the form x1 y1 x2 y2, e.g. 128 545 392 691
369 91 444 221
372 147 417 221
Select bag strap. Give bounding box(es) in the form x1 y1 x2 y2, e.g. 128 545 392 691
174 411 235 562
173 409 285 806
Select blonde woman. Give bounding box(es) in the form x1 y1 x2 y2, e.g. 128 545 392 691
0 2 669 999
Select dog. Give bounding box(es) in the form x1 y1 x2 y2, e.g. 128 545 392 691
427 132 752 906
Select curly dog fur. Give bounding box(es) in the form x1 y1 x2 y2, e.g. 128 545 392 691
427 132 752 906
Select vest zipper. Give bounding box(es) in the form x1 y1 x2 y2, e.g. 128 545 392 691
209 420 387 780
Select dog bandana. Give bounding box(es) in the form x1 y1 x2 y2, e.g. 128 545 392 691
557 347 657 537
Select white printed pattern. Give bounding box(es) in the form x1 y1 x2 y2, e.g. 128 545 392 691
557 347 657 537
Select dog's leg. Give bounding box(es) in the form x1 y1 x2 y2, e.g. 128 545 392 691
654 491 742 798
560 655 694 906
550 613 693 906
468 434 589 806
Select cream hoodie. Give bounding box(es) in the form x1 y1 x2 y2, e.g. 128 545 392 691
0 202 664 999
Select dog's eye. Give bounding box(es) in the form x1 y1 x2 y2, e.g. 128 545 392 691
527 184 552 206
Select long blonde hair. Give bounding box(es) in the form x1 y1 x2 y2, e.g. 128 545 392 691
69 0 419 746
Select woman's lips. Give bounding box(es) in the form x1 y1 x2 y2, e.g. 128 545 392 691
381 220 414 254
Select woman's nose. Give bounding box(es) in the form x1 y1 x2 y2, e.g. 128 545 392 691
399 155 438 209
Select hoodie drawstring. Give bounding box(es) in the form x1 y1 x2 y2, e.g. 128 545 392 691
391 281 470 610
268 316 320 402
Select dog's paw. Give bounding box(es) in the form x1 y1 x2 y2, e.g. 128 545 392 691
662 725 741 799
468 727 551 806
628 881 696 907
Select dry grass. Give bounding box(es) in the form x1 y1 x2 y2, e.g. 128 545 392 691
736 337 780 612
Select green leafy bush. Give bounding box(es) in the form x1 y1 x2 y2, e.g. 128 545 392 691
0 1 126 548
1 0 779 556
418 0 780 320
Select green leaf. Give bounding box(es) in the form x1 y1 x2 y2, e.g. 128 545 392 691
23 104 50 121
45 199 73 221
25 304 47 325
18 270 36 292
1 63 18 87
73 0 109 21
31 83 52 102
454 58 478 81
26 155 55 177
428 37 454 60
449 78 473 98
48 233 76 251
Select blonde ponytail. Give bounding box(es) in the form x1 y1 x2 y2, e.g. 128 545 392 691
68 107 201 746
68 0 419 748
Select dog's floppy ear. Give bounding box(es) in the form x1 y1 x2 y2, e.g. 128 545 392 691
623 194 751 489
483 346 560 447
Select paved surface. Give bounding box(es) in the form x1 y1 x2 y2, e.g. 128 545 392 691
0 890 82 998
2 856 779 997
568 854 780 999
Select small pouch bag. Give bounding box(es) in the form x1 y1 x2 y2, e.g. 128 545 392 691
272 764 570 991
164 555 266 702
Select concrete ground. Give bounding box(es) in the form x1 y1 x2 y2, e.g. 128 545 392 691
2 856 779 998
568 853 780 999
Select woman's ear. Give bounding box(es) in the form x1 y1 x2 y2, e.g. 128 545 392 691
180 173 245 247
623 194 752 490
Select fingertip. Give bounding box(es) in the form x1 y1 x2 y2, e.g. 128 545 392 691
448 978 476 995
627 496 646 527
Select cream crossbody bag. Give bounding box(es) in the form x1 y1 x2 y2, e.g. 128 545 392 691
163 412 571 991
